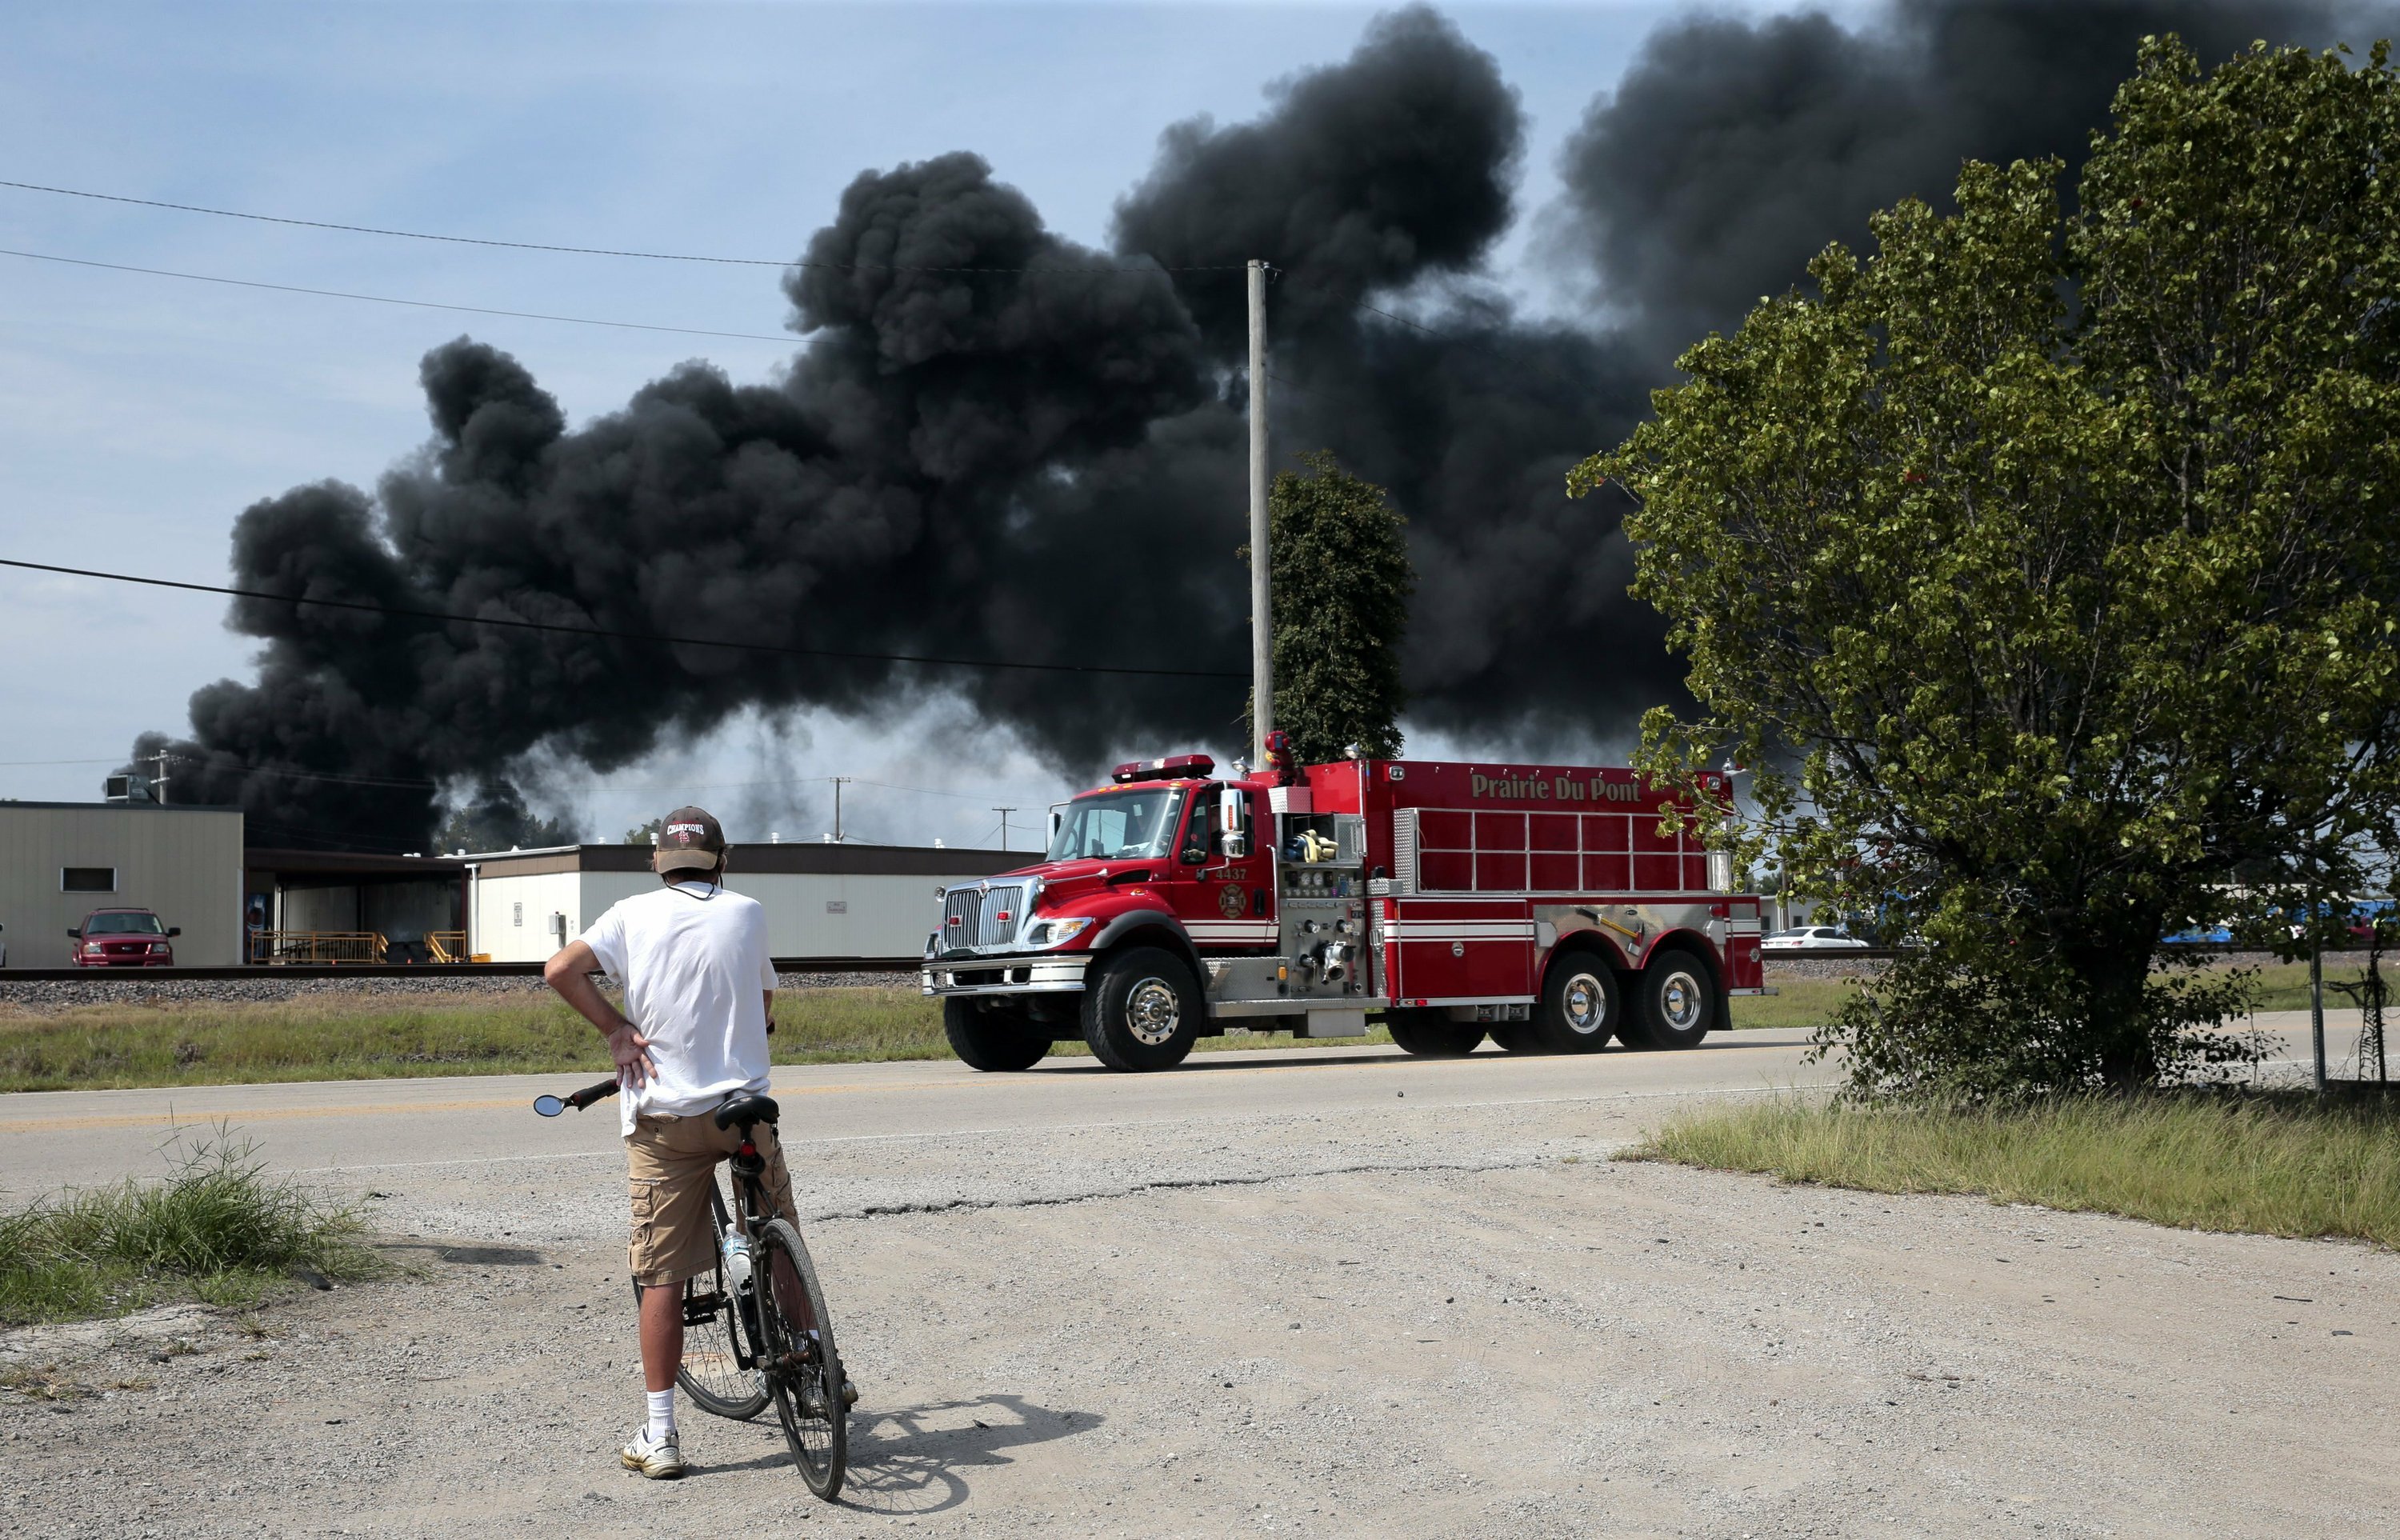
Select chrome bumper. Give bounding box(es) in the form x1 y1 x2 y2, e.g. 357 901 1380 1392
921 954 1092 997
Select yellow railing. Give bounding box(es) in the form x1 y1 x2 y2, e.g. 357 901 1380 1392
251 930 387 966
249 930 481 966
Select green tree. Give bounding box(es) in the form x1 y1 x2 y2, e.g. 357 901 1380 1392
1573 38 2400 1098
1246 451 1414 764
624 817 663 846
433 778 579 854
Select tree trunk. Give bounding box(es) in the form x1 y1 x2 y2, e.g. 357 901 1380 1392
2065 922 2162 1090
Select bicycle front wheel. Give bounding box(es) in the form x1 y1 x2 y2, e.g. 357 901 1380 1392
754 1217 846 1500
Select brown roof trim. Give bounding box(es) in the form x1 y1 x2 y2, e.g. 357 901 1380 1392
245 846 468 878
467 843 1026 878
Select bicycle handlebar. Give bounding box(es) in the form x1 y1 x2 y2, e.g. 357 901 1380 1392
534 1076 623 1116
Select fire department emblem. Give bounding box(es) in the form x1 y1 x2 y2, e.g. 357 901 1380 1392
1218 884 1246 919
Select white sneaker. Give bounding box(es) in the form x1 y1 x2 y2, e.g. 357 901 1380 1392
621 1427 685 1480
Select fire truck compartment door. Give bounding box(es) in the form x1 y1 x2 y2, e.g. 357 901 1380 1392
1387 903 1536 1000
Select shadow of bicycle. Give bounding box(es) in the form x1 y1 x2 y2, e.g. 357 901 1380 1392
832 1393 1102 1515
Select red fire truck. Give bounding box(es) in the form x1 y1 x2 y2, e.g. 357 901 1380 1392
922 754 1766 1071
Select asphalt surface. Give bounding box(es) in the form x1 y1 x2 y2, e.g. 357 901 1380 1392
0 1013 2367 1205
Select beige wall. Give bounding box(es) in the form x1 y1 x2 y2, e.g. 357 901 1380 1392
0 806 245 967
727 870 953 958
466 866 968 962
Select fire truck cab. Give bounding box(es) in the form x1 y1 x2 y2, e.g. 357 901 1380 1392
922 754 1766 1071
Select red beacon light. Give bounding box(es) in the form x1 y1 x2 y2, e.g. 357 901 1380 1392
1110 753 1217 785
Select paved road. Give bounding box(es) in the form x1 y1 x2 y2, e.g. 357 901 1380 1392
0 1030 1835 1201
0 1011 2366 1206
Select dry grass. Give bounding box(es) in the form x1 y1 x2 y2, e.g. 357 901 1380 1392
0 986 1393 1092
1724 957 2394 1031
1626 1091 2400 1247
2 954 2366 1093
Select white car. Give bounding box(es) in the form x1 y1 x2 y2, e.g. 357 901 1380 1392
1761 926 1870 953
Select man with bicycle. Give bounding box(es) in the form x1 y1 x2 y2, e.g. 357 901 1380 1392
542 806 798 1480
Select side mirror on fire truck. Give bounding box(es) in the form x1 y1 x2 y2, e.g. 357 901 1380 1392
1217 786 1247 859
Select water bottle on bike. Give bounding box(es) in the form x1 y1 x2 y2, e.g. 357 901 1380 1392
721 1224 753 1292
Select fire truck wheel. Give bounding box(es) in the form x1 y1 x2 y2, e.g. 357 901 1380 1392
1534 955 1623 1053
1627 948 1717 1050
942 998 1051 1072
1385 1009 1484 1058
1082 947 1201 1070
1488 1022 1548 1054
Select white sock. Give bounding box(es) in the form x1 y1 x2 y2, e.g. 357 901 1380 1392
646 1388 677 1443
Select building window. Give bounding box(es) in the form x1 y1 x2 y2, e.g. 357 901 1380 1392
61 867 116 893
825 900 849 914
512 902 523 927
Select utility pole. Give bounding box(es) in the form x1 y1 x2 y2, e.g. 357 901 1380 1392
1248 257 1273 768
149 747 172 805
992 806 1018 852
830 777 853 843
2309 826 2332 1097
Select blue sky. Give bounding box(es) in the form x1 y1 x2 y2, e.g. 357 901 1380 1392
0 0 1810 846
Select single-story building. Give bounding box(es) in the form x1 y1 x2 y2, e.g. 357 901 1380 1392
0 800 246 967
463 842 1023 962
1 793 1019 966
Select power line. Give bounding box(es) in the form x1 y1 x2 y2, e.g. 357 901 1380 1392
1358 301 1464 343
0 752 440 790
0 178 1256 275
6 754 1044 807
0 247 798 344
0 556 1249 682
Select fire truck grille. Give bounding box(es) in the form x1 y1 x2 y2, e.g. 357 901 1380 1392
942 882 1027 952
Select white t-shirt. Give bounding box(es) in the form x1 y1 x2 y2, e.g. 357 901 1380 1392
578 881 777 1137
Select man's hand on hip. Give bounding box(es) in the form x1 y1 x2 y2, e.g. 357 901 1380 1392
545 939 658 1087
609 1022 658 1089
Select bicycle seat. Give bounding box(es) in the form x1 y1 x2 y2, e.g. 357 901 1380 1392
713 1093 780 1132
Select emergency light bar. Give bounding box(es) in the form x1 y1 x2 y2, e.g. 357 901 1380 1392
1110 754 1216 784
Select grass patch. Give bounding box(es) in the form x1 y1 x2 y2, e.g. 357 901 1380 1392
0 1130 383 1325
1728 977 1862 1029
1625 1092 2400 1246
2238 958 2388 1011
1722 958 2397 1031
0 986 1397 1092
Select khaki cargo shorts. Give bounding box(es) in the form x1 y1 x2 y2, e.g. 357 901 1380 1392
626 1107 800 1289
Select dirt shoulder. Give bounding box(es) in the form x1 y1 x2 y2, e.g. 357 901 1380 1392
6 1095 2394 1538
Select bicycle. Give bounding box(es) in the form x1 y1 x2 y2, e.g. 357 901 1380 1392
536 1077 849 1499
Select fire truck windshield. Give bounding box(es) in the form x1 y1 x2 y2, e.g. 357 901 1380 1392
1047 788 1186 862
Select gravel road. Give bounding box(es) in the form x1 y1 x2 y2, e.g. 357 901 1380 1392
6 1061 2395 1538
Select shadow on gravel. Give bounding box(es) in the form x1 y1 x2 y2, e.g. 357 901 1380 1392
708 1393 1100 1514
378 1242 548 1266
1030 1053 1414 1076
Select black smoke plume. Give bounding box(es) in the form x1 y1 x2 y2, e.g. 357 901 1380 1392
140 2 2385 849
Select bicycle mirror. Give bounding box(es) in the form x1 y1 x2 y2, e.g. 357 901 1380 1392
533 1094 566 1118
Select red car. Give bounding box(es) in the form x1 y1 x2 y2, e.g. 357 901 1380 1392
69 908 179 966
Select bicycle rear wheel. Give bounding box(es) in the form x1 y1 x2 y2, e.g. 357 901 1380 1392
754 1216 846 1500
630 1174 768 1421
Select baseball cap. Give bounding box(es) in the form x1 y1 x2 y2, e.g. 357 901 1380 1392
656 806 726 873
